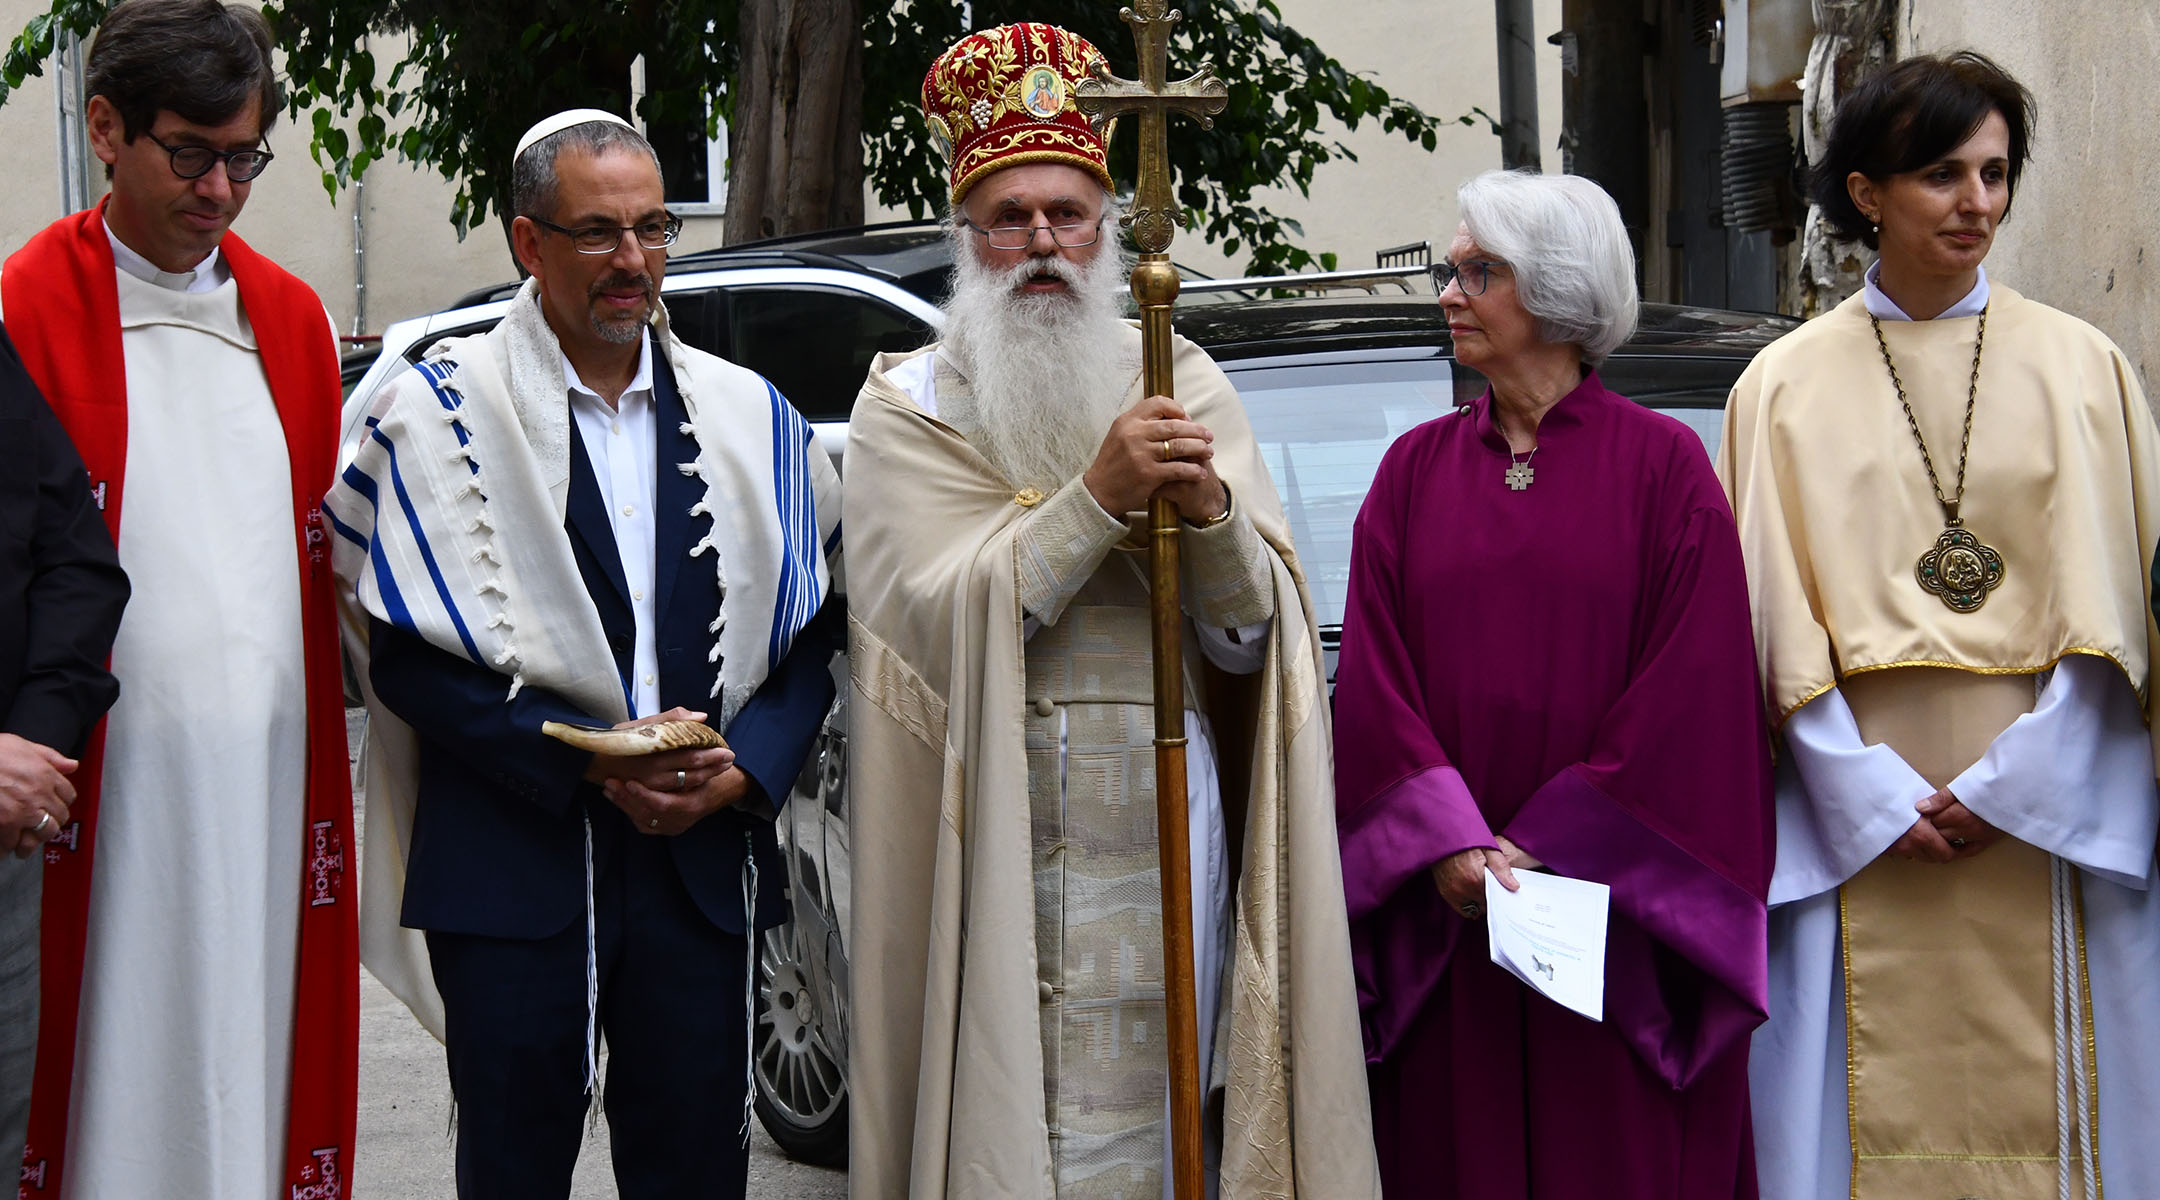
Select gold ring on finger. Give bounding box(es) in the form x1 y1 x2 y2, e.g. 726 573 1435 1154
1159 439 1173 462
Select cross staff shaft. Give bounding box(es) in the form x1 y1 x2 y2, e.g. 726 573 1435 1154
1071 5 1224 1199
1073 1 1227 253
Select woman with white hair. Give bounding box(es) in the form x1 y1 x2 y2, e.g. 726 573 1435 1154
1333 169 1774 1198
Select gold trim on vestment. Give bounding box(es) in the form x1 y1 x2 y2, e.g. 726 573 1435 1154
1842 847 2074 1198
950 143 1115 208
1774 647 2143 729
1838 668 2077 1200
1857 1155 2057 1162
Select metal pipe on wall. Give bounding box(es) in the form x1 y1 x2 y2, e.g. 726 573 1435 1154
53 30 92 215
350 35 370 339
352 173 368 338
1494 0 1542 170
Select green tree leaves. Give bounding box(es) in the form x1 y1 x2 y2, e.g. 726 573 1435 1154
4 0 1461 274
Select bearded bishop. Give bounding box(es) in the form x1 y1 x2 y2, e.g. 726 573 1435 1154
842 23 1379 1200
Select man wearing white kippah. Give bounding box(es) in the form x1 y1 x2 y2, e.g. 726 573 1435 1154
329 109 842 1199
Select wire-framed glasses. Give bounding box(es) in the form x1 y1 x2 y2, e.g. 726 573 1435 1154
145 132 274 182
532 213 685 255
958 216 1101 251
1437 258 1508 297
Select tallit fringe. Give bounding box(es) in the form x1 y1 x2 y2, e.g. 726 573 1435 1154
675 452 734 710
740 830 759 1148
582 808 603 1129
426 367 527 691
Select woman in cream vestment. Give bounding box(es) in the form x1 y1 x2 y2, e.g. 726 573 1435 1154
1725 52 2160 1200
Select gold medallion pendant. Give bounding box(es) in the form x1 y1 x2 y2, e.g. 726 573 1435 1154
1871 307 2004 613
1915 524 2005 612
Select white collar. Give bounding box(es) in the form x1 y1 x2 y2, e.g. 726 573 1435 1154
104 217 224 293
1864 260 1989 322
560 331 655 404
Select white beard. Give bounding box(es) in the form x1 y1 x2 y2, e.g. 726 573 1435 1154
937 229 1136 493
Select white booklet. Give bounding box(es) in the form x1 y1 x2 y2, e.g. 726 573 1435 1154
1484 867 1611 1022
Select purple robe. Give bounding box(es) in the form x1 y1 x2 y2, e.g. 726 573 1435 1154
1333 373 1773 1199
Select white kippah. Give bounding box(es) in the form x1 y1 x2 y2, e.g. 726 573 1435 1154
513 109 638 163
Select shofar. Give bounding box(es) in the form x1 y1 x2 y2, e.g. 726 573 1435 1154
540 720 729 755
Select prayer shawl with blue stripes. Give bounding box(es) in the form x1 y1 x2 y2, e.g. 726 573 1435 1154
326 280 838 1037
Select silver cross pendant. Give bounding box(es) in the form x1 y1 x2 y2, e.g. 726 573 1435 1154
1504 462 1535 491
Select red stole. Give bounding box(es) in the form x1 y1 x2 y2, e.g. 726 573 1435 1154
2 203 357 1199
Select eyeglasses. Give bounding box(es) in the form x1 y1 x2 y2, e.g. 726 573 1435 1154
145 131 274 182
958 216 1101 251
532 214 684 254
1437 259 1508 297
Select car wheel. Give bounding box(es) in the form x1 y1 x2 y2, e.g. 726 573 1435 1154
752 917 849 1166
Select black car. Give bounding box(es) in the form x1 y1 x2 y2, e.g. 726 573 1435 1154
751 291 1798 1165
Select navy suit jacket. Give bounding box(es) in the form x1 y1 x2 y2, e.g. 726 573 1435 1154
368 352 838 940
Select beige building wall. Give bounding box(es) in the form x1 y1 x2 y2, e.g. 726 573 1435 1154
3 1 1553 335
1901 2 2160 386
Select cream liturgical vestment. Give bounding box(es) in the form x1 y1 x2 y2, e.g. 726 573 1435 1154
1722 285 2160 1200
844 330 1379 1199
71 254 308 1197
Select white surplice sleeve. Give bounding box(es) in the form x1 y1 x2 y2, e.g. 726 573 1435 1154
1771 687 1936 905
1775 658 2160 905
1949 655 2159 889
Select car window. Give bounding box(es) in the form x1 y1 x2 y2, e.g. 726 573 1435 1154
728 286 933 421
1586 357 1739 458
1233 355 1739 636
402 321 492 368
660 289 722 360
1231 359 1459 632
341 352 378 401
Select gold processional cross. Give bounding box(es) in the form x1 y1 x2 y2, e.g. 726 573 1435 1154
1073 8 1225 1199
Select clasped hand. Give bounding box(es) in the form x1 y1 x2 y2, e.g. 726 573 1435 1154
580 708 748 836
1888 786 2004 863
1430 836 1544 915
0 732 76 859
1082 395 1229 522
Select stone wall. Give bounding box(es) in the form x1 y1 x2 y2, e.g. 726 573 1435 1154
1902 1 2159 388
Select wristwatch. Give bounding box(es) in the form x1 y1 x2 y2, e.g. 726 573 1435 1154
1183 481 1234 529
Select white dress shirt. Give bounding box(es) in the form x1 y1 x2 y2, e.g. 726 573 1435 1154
564 335 663 717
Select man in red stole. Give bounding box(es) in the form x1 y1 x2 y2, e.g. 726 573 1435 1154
0 2 356 1196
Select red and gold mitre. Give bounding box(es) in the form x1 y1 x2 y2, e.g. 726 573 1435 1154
921 23 1114 207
